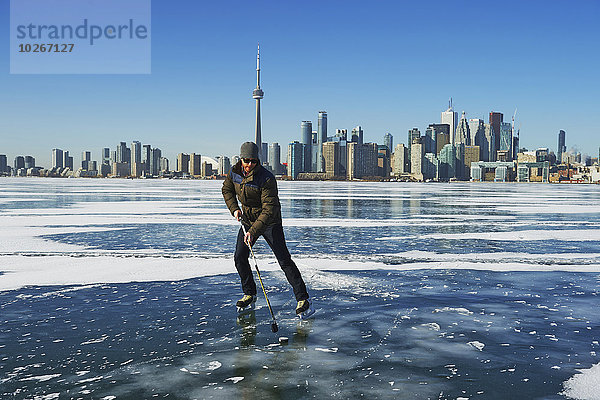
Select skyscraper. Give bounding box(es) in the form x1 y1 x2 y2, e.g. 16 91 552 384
469 119 484 148
142 144 151 173
317 111 327 172
116 142 129 164
392 143 408 175
301 121 312 146
489 112 503 156
439 143 456 180
131 141 142 164
424 126 436 155
160 157 169 173
378 145 391 177
463 145 480 180
423 153 440 180
269 142 281 174
329 131 349 176
351 126 364 144
455 111 470 145
347 142 377 180
52 148 63 169
408 128 421 145
322 141 340 178
482 123 496 162
0 154 7 174
301 121 312 172
24 156 35 169
384 133 393 152
512 135 519 161
454 143 465 180
318 111 328 144
426 123 450 155
558 130 566 164
499 122 513 157
150 148 161 176
311 131 319 172
218 156 231 175
190 153 202 176
260 143 268 165
102 148 110 165
436 133 450 156
82 151 91 170
441 99 458 145
407 128 421 171
410 139 423 180
14 156 25 170
63 151 73 170
335 129 348 142
177 153 190 173
287 141 304 179
253 44 264 160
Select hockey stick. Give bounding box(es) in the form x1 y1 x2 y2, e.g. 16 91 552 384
241 222 279 333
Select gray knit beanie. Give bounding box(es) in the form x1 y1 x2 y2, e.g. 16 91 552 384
240 142 259 160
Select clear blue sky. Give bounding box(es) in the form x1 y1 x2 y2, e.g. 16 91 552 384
1 0 599 167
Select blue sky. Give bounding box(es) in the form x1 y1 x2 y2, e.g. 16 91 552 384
1 0 599 167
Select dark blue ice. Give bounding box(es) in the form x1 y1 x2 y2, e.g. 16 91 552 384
1 179 600 399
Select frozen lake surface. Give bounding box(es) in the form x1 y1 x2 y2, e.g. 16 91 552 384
1 178 600 399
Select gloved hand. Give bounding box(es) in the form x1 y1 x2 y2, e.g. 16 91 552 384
233 210 242 221
244 231 254 247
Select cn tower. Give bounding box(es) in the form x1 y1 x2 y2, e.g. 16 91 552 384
252 44 264 160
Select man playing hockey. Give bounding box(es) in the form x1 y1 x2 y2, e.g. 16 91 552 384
222 141 311 316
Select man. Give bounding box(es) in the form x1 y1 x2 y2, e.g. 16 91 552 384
222 142 310 315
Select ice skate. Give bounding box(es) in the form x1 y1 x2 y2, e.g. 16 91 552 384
296 300 315 319
236 294 256 314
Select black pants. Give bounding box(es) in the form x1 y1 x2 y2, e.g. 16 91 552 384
234 223 308 301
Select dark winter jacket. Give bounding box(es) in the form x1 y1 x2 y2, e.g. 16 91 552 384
222 162 282 238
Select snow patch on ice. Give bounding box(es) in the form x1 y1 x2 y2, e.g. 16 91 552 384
498 204 600 214
301 267 375 295
35 394 60 400
78 376 104 383
0 256 234 291
467 341 485 351
81 335 109 345
380 250 600 262
207 361 222 370
315 347 338 353
19 374 61 382
562 363 600 400
421 323 441 331
3 254 600 291
434 307 473 316
421 230 600 242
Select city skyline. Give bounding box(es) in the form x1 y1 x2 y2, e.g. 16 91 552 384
1 0 599 167
0 108 591 174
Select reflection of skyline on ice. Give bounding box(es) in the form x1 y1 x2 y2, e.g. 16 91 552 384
1 178 600 398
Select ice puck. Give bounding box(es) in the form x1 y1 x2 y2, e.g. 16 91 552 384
278 336 289 344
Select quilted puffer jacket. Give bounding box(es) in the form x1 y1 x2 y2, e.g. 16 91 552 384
222 161 282 238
